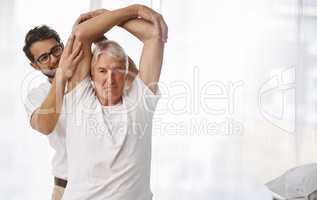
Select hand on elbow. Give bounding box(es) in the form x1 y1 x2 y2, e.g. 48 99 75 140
135 5 168 42
150 14 168 43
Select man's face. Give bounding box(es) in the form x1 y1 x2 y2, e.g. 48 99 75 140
91 52 126 105
30 38 62 79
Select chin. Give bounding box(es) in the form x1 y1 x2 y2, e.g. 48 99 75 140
43 69 57 79
99 91 121 102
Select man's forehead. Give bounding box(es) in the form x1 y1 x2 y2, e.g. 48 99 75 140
96 63 125 70
30 38 59 55
96 55 125 69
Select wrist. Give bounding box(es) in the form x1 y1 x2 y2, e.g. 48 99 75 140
55 68 68 83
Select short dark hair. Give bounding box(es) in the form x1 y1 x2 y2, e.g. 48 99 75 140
23 25 61 62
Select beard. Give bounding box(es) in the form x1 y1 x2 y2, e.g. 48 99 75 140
42 68 57 79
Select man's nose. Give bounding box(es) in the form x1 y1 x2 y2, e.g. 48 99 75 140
106 71 115 85
50 54 59 67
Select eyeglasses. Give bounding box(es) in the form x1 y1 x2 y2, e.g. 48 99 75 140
36 43 64 64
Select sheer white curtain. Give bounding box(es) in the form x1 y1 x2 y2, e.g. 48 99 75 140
298 0 317 165
95 0 317 199
151 0 295 198
0 0 316 199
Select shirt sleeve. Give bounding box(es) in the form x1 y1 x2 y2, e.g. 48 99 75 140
24 86 47 125
64 76 92 112
127 75 161 113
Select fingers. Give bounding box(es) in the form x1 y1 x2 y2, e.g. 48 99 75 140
81 13 93 22
93 8 108 16
77 14 90 25
162 18 168 42
72 14 87 30
70 41 83 66
79 8 108 22
73 13 93 30
65 35 75 55
138 5 155 23
158 14 168 42
153 14 168 42
73 49 84 65
70 42 82 59
153 15 162 40
138 5 168 42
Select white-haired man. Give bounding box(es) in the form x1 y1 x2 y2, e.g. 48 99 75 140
23 4 166 199
61 5 167 200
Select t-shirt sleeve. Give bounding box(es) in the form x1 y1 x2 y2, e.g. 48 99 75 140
24 86 47 124
127 75 161 112
64 76 92 111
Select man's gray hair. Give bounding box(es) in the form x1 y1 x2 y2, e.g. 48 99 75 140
91 39 128 73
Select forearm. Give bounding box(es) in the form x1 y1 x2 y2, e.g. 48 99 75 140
120 18 155 42
73 5 139 43
139 38 164 93
31 70 67 135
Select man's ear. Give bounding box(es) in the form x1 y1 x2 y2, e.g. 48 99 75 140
30 62 39 70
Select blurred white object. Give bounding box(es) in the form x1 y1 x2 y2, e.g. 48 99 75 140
266 163 317 199
271 192 286 200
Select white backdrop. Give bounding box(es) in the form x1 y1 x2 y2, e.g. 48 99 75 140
0 0 316 199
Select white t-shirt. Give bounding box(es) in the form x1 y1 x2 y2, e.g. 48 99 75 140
62 76 160 200
24 80 68 180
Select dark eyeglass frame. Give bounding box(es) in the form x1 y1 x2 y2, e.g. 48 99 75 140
35 43 64 64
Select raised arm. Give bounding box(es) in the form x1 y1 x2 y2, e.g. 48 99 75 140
79 7 167 44
30 73 67 135
120 7 167 93
119 5 168 43
68 5 143 91
138 28 165 93
83 6 167 92
72 5 141 43
31 35 83 134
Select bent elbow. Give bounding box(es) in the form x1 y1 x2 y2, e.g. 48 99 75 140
40 129 53 135
32 126 53 135
31 118 54 135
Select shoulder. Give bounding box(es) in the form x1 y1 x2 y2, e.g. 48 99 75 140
28 81 50 97
26 81 50 105
65 76 95 107
124 75 161 112
24 81 50 118
126 75 161 97
65 76 92 96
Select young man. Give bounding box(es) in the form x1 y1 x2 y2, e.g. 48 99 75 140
23 5 165 199
23 25 82 200
61 5 167 200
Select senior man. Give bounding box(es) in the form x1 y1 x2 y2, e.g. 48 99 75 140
60 5 167 200
23 5 164 199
